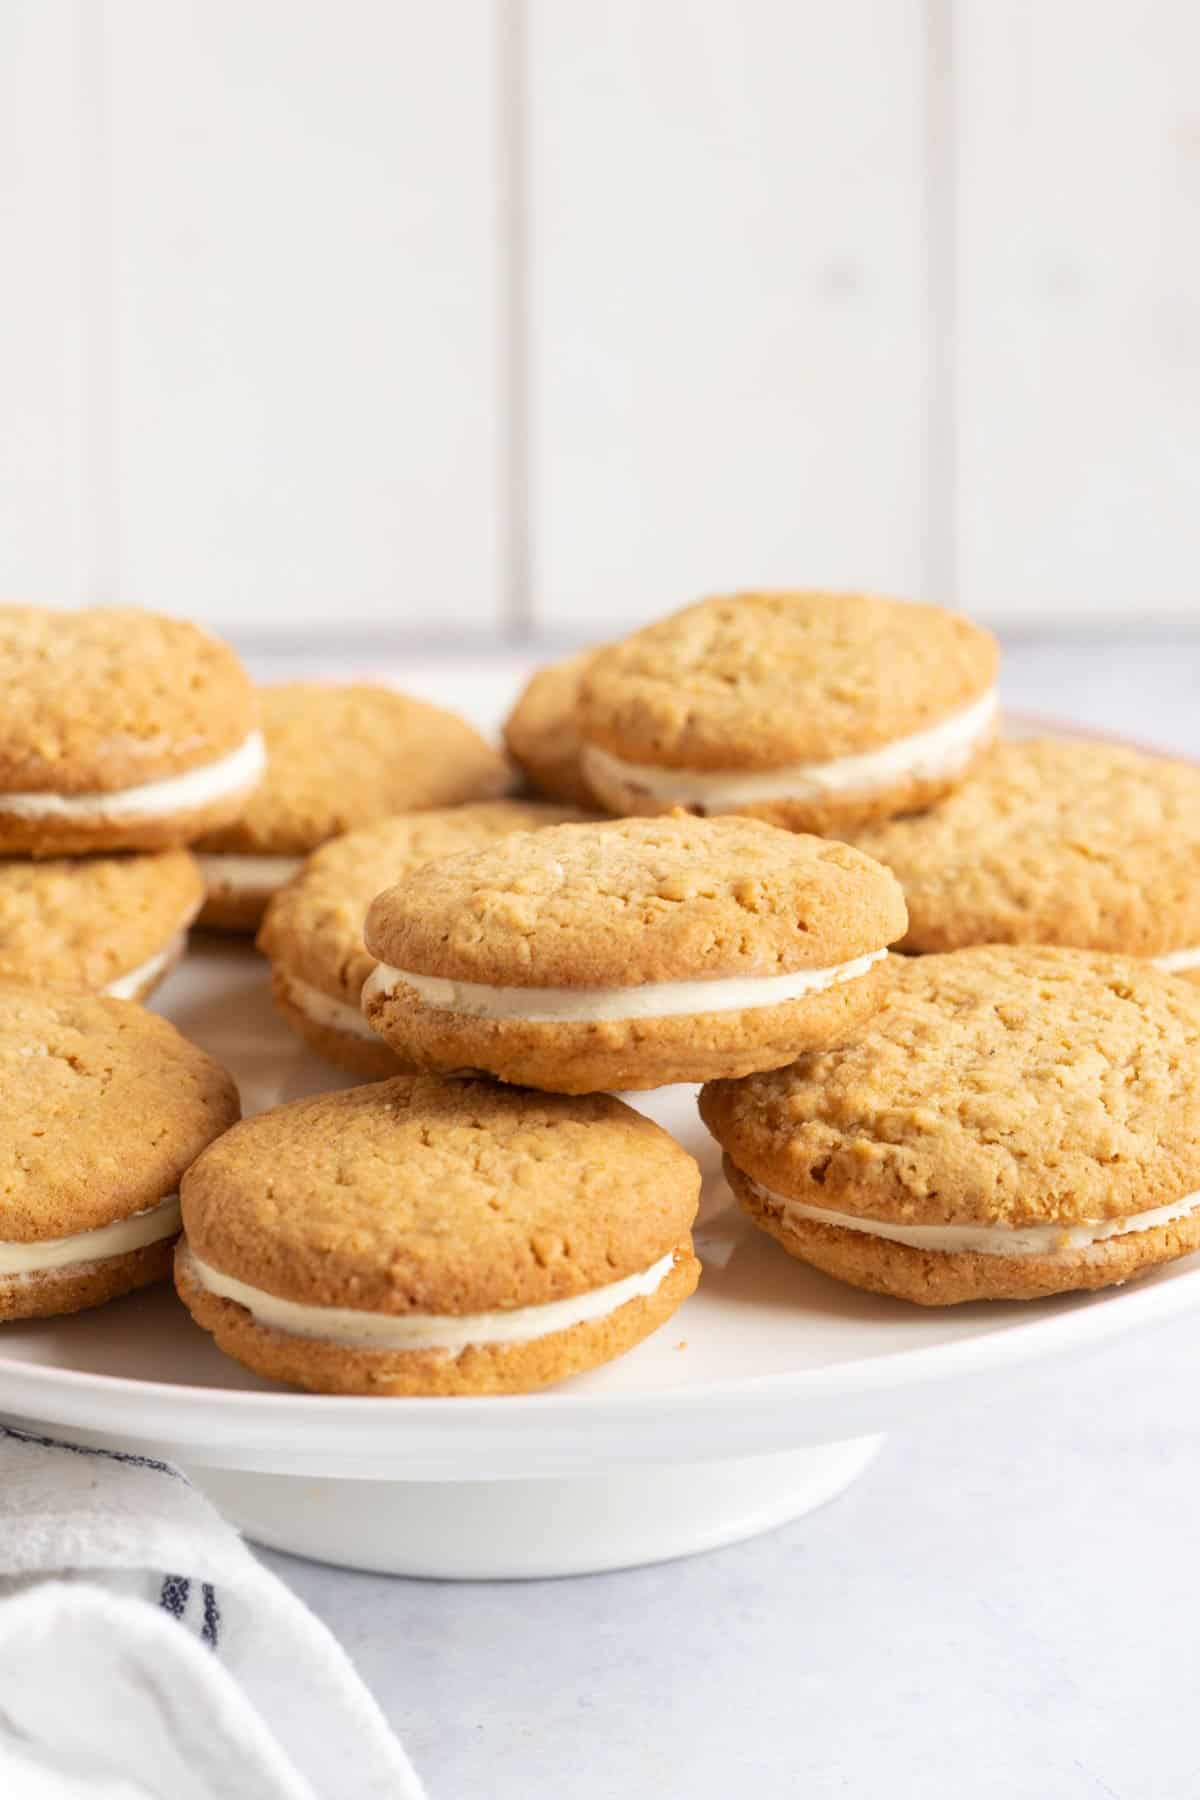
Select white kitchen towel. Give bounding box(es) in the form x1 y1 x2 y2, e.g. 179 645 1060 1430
0 1421 426 1800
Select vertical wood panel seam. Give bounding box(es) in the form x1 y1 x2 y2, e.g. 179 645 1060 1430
924 0 957 607
78 0 117 605
497 0 532 640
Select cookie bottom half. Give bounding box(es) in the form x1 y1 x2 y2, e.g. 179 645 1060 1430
0 798 256 859
268 967 406 1080
585 751 992 839
175 1241 700 1394
726 1160 1200 1305
361 960 891 1095
0 1237 176 1323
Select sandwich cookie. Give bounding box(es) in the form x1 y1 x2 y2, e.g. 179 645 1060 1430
361 814 907 1094
0 606 262 855
852 737 1200 983
0 849 202 1000
175 1076 701 1395
258 799 595 1077
195 682 512 931
503 652 597 807
0 987 239 1321
700 946 1200 1305
579 591 998 834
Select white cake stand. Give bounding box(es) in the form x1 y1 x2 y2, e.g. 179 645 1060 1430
2 935 1199 1579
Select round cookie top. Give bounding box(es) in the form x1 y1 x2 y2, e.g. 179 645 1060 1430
196 682 512 857
364 814 907 988
503 653 596 806
259 799 595 1003
0 987 240 1241
182 1075 699 1314
580 592 998 771
0 607 258 795
852 737 1200 957
0 850 202 992
700 946 1200 1230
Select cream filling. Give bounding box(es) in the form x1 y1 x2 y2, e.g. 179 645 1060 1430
1153 946 1200 974
103 930 187 1000
283 971 381 1041
745 1175 1200 1259
362 947 887 1024
197 852 306 898
182 1244 678 1351
0 732 266 821
582 688 998 809
0 1194 181 1278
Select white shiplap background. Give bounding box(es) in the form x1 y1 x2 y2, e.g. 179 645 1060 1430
2 0 1199 638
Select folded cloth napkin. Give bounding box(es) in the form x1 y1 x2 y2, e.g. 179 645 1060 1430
0 1421 426 1800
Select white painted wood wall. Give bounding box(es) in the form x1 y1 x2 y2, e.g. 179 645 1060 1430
3 0 1198 637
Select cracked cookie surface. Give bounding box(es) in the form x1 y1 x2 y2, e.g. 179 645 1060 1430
579 591 997 766
700 946 1200 1303
0 849 201 994
176 1075 701 1393
198 682 512 860
360 815 906 1092
852 737 1200 973
364 814 906 988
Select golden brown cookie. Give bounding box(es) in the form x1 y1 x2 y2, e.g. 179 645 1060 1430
0 850 202 1001
700 946 1200 1305
361 814 907 1093
503 653 596 806
258 800 596 1077
0 987 239 1322
0 606 262 854
175 1075 701 1395
851 737 1200 981
578 591 998 833
195 682 512 931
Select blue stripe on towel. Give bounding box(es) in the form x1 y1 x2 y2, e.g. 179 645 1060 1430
0 1419 187 1481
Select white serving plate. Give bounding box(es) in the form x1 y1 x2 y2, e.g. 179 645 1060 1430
1 714 1196 1577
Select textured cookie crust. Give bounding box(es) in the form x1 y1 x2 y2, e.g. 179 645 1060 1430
0 850 201 992
852 737 1200 957
260 801 594 1011
181 1076 700 1313
579 592 998 770
362 957 894 1094
0 1240 176 1324
196 682 512 858
725 1158 1200 1307
0 987 240 1240
0 606 257 794
503 653 597 806
700 946 1200 1231
176 1243 699 1395
364 815 907 988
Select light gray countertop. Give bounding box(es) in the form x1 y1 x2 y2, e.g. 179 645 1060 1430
249 636 1198 1800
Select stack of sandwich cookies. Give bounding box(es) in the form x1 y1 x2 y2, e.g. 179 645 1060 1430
0 850 203 1000
195 682 513 931
852 737 1200 981
503 652 597 806
578 591 998 834
175 1076 701 1395
0 607 262 855
0 987 239 1322
258 799 596 1075
361 815 907 1093
700 946 1200 1305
